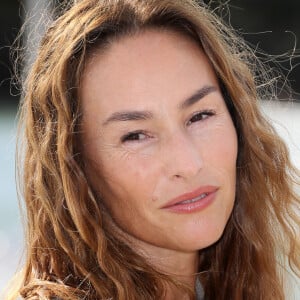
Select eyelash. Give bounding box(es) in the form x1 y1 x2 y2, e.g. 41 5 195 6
186 109 215 126
121 109 216 143
121 130 149 143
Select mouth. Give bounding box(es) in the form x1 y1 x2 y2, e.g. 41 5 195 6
162 186 218 213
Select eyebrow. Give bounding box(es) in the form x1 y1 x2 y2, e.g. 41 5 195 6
102 110 153 126
179 85 217 109
102 85 217 126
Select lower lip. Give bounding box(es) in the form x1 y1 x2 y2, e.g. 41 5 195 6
163 191 217 213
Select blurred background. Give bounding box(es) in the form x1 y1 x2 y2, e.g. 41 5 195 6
0 0 299 297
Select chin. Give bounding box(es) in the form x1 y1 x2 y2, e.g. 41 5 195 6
177 221 228 252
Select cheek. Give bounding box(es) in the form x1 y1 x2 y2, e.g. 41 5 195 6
97 148 162 205
199 116 238 167
112 149 160 183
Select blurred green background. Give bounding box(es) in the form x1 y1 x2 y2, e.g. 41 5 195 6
0 0 299 297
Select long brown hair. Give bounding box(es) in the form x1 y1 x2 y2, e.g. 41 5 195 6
10 0 300 299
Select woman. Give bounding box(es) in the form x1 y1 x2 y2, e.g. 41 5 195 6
10 0 300 299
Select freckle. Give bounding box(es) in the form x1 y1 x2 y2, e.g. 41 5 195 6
151 195 159 202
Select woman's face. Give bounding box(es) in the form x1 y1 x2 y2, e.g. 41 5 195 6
80 29 237 253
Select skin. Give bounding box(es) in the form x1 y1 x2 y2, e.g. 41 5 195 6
80 29 238 297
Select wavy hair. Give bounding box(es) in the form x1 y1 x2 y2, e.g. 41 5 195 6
9 0 300 299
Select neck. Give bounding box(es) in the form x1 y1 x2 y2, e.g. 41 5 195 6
146 248 199 284
144 249 198 300
106 215 199 296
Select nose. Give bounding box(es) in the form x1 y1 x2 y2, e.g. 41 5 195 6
162 130 203 180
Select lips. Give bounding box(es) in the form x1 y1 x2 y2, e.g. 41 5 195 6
162 185 218 209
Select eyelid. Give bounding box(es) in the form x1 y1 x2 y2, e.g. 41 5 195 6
121 130 149 143
192 109 215 116
186 109 216 125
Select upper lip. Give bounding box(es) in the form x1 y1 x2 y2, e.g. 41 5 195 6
161 185 218 208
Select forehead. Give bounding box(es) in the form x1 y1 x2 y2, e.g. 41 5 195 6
85 27 201 64
80 29 218 113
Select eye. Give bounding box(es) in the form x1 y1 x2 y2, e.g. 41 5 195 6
186 110 215 126
121 131 148 143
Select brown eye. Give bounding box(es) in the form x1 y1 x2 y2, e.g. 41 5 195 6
187 110 215 126
121 131 148 143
